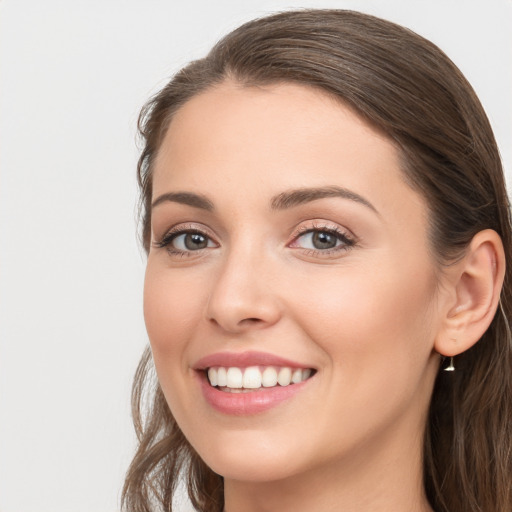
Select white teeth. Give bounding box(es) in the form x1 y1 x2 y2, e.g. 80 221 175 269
277 367 292 386
207 368 218 387
207 365 314 390
243 366 262 389
291 368 303 384
217 367 227 387
262 367 278 387
226 367 243 388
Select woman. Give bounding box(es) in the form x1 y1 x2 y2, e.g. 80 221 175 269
122 9 512 512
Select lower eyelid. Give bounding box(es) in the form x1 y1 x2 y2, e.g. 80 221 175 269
297 243 356 262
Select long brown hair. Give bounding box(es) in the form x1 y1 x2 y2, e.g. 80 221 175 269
122 10 512 512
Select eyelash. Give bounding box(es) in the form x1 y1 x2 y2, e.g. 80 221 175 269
153 222 357 258
290 223 356 257
152 224 216 257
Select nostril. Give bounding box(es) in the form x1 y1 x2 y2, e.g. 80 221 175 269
240 318 263 325
208 316 262 327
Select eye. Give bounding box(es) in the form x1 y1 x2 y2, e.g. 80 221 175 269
153 225 218 255
297 231 341 250
172 232 214 251
289 225 356 255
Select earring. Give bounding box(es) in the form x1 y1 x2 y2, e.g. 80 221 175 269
444 356 455 372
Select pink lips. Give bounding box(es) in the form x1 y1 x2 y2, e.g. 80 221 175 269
193 351 314 416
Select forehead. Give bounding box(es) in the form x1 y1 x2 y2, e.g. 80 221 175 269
153 81 425 220
156 81 389 163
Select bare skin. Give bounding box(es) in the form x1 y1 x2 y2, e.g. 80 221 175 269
144 81 504 511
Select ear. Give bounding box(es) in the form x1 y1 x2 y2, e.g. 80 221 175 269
434 229 506 357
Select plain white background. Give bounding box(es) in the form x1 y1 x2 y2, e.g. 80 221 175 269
0 1 510 511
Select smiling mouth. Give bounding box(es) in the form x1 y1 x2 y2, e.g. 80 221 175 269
206 366 315 393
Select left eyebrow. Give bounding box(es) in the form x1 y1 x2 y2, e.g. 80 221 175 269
270 186 379 215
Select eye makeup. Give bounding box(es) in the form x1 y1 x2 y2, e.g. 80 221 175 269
288 221 357 258
152 223 218 257
152 218 358 261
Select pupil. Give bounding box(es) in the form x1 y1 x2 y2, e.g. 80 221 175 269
312 231 337 249
185 233 208 250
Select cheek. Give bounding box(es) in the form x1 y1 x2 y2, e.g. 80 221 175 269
294 259 437 375
143 260 207 362
143 260 212 426
285 261 438 455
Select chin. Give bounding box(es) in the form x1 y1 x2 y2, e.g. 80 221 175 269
188 429 312 483
206 452 302 483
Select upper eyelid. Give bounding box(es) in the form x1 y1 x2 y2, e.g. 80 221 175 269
290 227 355 245
290 221 355 238
288 221 358 251
155 222 217 240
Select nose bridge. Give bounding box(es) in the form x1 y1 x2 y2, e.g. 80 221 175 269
206 235 281 332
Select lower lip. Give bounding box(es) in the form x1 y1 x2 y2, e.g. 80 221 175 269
197 372 311 415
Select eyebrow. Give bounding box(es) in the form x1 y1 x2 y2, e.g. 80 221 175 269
151 192 214 211
270 186 378 214
151 185 378 215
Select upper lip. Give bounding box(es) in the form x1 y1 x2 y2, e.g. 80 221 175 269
193 351 313 370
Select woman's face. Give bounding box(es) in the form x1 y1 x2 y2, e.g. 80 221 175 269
145 82 443 483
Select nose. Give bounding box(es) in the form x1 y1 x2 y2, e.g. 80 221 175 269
206 247 282 334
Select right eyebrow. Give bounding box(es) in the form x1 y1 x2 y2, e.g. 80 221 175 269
151 192 214 211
